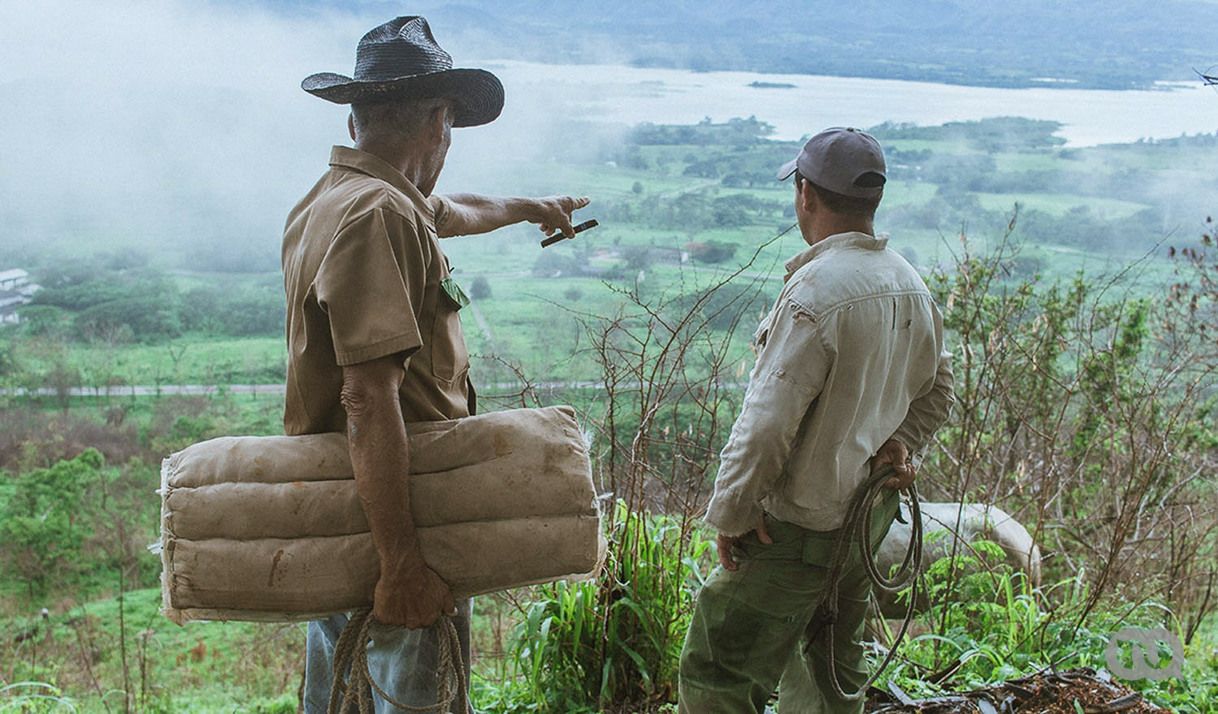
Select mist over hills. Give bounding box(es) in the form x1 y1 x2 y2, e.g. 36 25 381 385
258 0 1218 89
2 1 1215 271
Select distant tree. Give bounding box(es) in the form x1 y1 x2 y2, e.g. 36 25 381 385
103 248 149 271
621 246 654 271
34 267 185 342
563 287 584 302
470 276 492 300
533 250 587 278
683 160 720 179
631 181 644 195
678 283 773 331
75 296 181 342
1008 253 1045 277
685 241 738 264
0 449 103 596
14 305 71 338
0 341 17 378
711 193 771 227
45 360 81 412
181 285 283 337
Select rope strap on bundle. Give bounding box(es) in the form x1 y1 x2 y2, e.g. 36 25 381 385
327 609 466 714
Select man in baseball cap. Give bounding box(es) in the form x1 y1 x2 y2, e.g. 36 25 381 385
679 128 955 713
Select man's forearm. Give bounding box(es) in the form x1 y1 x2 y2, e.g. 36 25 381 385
438 193 538 237
892 352 955 454
347 406 424 572
340 362 426 576
706 371 817 535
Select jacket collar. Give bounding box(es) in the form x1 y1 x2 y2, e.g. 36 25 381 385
784 231 888 282
329 145 434 219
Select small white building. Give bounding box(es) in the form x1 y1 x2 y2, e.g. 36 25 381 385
0 269 41 325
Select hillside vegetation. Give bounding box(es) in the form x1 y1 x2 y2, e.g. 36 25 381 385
1 117 1216 711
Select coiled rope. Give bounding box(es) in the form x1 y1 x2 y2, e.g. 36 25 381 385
327 608 466 714
810 466 923 702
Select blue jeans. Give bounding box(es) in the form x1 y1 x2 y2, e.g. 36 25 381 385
303 599 474 713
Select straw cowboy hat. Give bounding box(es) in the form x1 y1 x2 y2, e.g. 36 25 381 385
301 16 504 128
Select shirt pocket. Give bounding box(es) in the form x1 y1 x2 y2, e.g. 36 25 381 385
429 276 470 384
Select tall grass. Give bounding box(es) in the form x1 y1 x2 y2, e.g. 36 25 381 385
0 682 77 713
484 504 713 712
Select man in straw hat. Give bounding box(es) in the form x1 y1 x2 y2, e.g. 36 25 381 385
285 16 589 712
678 128 954 713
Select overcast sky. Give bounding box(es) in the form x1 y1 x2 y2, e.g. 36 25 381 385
0 1 590 268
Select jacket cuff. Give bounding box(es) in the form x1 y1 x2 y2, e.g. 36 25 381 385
890 428 924 457
704 489 764 537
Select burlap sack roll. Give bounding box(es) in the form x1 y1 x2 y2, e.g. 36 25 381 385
160 406 604 623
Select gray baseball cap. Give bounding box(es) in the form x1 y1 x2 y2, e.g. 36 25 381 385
776 127 887 198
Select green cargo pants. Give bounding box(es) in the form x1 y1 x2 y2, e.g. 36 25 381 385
678 491 900 714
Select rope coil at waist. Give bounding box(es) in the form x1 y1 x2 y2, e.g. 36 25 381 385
813 466 923 702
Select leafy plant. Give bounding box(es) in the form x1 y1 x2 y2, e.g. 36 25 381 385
491 505 714 712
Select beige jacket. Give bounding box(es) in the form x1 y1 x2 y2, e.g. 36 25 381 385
705 232 954 535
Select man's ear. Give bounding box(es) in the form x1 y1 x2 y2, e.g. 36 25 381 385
427 102 451 146
347 113 357 142
797 179 815 214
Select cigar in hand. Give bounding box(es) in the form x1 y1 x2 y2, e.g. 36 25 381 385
541 219 599 248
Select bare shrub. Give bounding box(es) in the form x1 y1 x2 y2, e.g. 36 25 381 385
0 407 143 472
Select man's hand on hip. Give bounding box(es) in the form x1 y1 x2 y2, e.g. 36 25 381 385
373 559 456 629
874 438 916 490
716 515 773 572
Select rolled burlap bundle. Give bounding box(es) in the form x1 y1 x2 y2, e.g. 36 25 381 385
159 405 604 623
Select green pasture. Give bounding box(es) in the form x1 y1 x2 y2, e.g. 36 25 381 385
972 191 1150 218
8 335 286 388
991 150 1067 172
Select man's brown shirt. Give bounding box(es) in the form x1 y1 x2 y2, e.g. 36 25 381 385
281 146 473 435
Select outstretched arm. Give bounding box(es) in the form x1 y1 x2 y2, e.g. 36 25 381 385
434 194 590 238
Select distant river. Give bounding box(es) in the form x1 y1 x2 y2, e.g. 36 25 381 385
483 60 1217 147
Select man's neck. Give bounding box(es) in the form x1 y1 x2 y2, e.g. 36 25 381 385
355 140 433 194
802 217 874 247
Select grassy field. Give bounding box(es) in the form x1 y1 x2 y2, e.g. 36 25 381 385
4 117 1211 388
972 191 1150 218
0 585 548 713
7 336 287 390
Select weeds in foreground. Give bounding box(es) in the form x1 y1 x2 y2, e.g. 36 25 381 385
0 682 77 713
477 504 714 713
882 537 1218 712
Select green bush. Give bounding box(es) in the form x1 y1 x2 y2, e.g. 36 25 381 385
481 504 714 712
0 449 104 596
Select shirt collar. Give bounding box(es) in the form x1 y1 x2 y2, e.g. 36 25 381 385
783 231 888 282
329 145 434 219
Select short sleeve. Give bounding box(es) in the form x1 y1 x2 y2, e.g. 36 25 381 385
314 208 426 366
428 194 454 237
